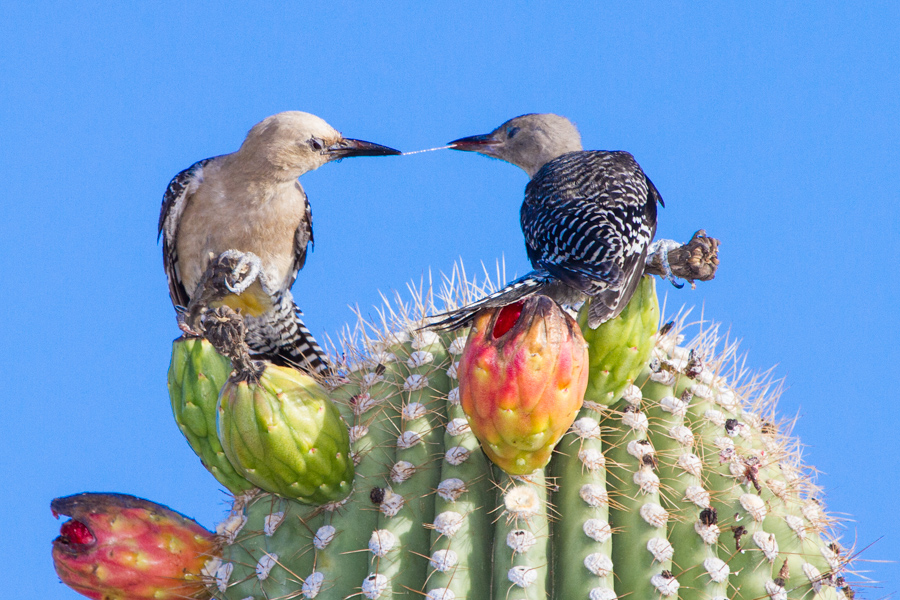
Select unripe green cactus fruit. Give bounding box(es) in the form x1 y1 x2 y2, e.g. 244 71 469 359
217 363 355 505
168 337 255 494
578 275 659 406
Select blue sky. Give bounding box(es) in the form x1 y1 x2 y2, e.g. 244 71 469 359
2 3 898 597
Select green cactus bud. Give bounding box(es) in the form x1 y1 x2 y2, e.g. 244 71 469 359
168 336 256 494
217 363 354 505
578 275 659 406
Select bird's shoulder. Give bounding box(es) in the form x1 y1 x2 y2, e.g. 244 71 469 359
157 156 220 239
524 150 650 209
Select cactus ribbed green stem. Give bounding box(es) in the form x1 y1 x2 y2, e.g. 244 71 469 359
159 274 855 600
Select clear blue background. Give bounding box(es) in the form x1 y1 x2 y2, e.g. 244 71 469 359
2 3 897 597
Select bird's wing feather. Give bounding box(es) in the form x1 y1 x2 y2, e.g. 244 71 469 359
522 151 652 295
289 183 314 287
158 158 215 308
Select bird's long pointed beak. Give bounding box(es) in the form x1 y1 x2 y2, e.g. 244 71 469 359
447 133 500 152
326 138 402 159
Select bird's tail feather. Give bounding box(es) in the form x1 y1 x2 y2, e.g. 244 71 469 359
425 271 551 331
243 291 330 374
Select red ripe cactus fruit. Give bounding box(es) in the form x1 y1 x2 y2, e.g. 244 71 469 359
51 492 218 600
457 295 589 475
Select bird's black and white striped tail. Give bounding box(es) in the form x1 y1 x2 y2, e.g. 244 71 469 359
426 271 554 331
242 289 330 374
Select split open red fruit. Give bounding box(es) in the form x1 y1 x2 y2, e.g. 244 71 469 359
51 493 218 600
457 295 589 475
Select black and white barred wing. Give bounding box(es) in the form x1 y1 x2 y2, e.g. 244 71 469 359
523 151 660 326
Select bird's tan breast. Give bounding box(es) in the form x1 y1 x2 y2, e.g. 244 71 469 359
176 175 308 296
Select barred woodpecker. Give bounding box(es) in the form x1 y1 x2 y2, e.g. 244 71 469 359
159 111 400 373
430 113 664 330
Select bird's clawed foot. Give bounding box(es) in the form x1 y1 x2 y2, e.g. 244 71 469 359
644 230 720 289
648 239 685 289
217 249 263 295
175 305 203 337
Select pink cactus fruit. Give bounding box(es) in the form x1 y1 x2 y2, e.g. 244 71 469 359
458 295 589 475
51 493 218 600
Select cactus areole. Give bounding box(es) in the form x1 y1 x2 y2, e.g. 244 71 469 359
457 295 589 475
51 493 216 600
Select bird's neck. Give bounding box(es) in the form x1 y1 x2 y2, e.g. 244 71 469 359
520 141 584 178
224 150 304 184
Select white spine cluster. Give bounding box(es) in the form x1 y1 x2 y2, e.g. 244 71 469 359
445 446 470 465
407 350 435 368
390 460 416 483
650 572 680 596
433 511 465 537
368 529 398 557
426 588 456 600
263 511 284 536
647 537 674 562
584 552 614 577
301 571 324 598
583 518 612 543
639 503 669 528
448 337 468 355
753 531 780 562
506 529 538 554
446 418 470 436
349 424 369 444
402 401 428 421
216 513 247 544
397 430 423 449
436 478 467 502
622 409 649 433
379 491 405 517
677 453 703 477
704 557 729 583
508 566 538 588
579 484 609 508
361 573 389 599
621 384 642 406
588 588 617 600
214 562 233 593
684 485 711 508
255 553 278 581
571 417 602 439
429 549 459 572
313 525 336 550
578 447 606 471
504 485 542 520
411 330 440 349
740 493 768 521
633 467 661 494
403 374 429 391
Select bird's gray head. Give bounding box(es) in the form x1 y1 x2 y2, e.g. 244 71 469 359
237 111 400 179
448 113 583 178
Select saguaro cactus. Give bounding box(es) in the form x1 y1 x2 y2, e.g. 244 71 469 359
179 270 853 599
53 241 857 600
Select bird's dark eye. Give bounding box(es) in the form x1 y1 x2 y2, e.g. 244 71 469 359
309 138 324 151
507 127 520 139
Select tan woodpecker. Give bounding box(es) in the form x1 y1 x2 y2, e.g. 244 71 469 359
158 111 401 373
